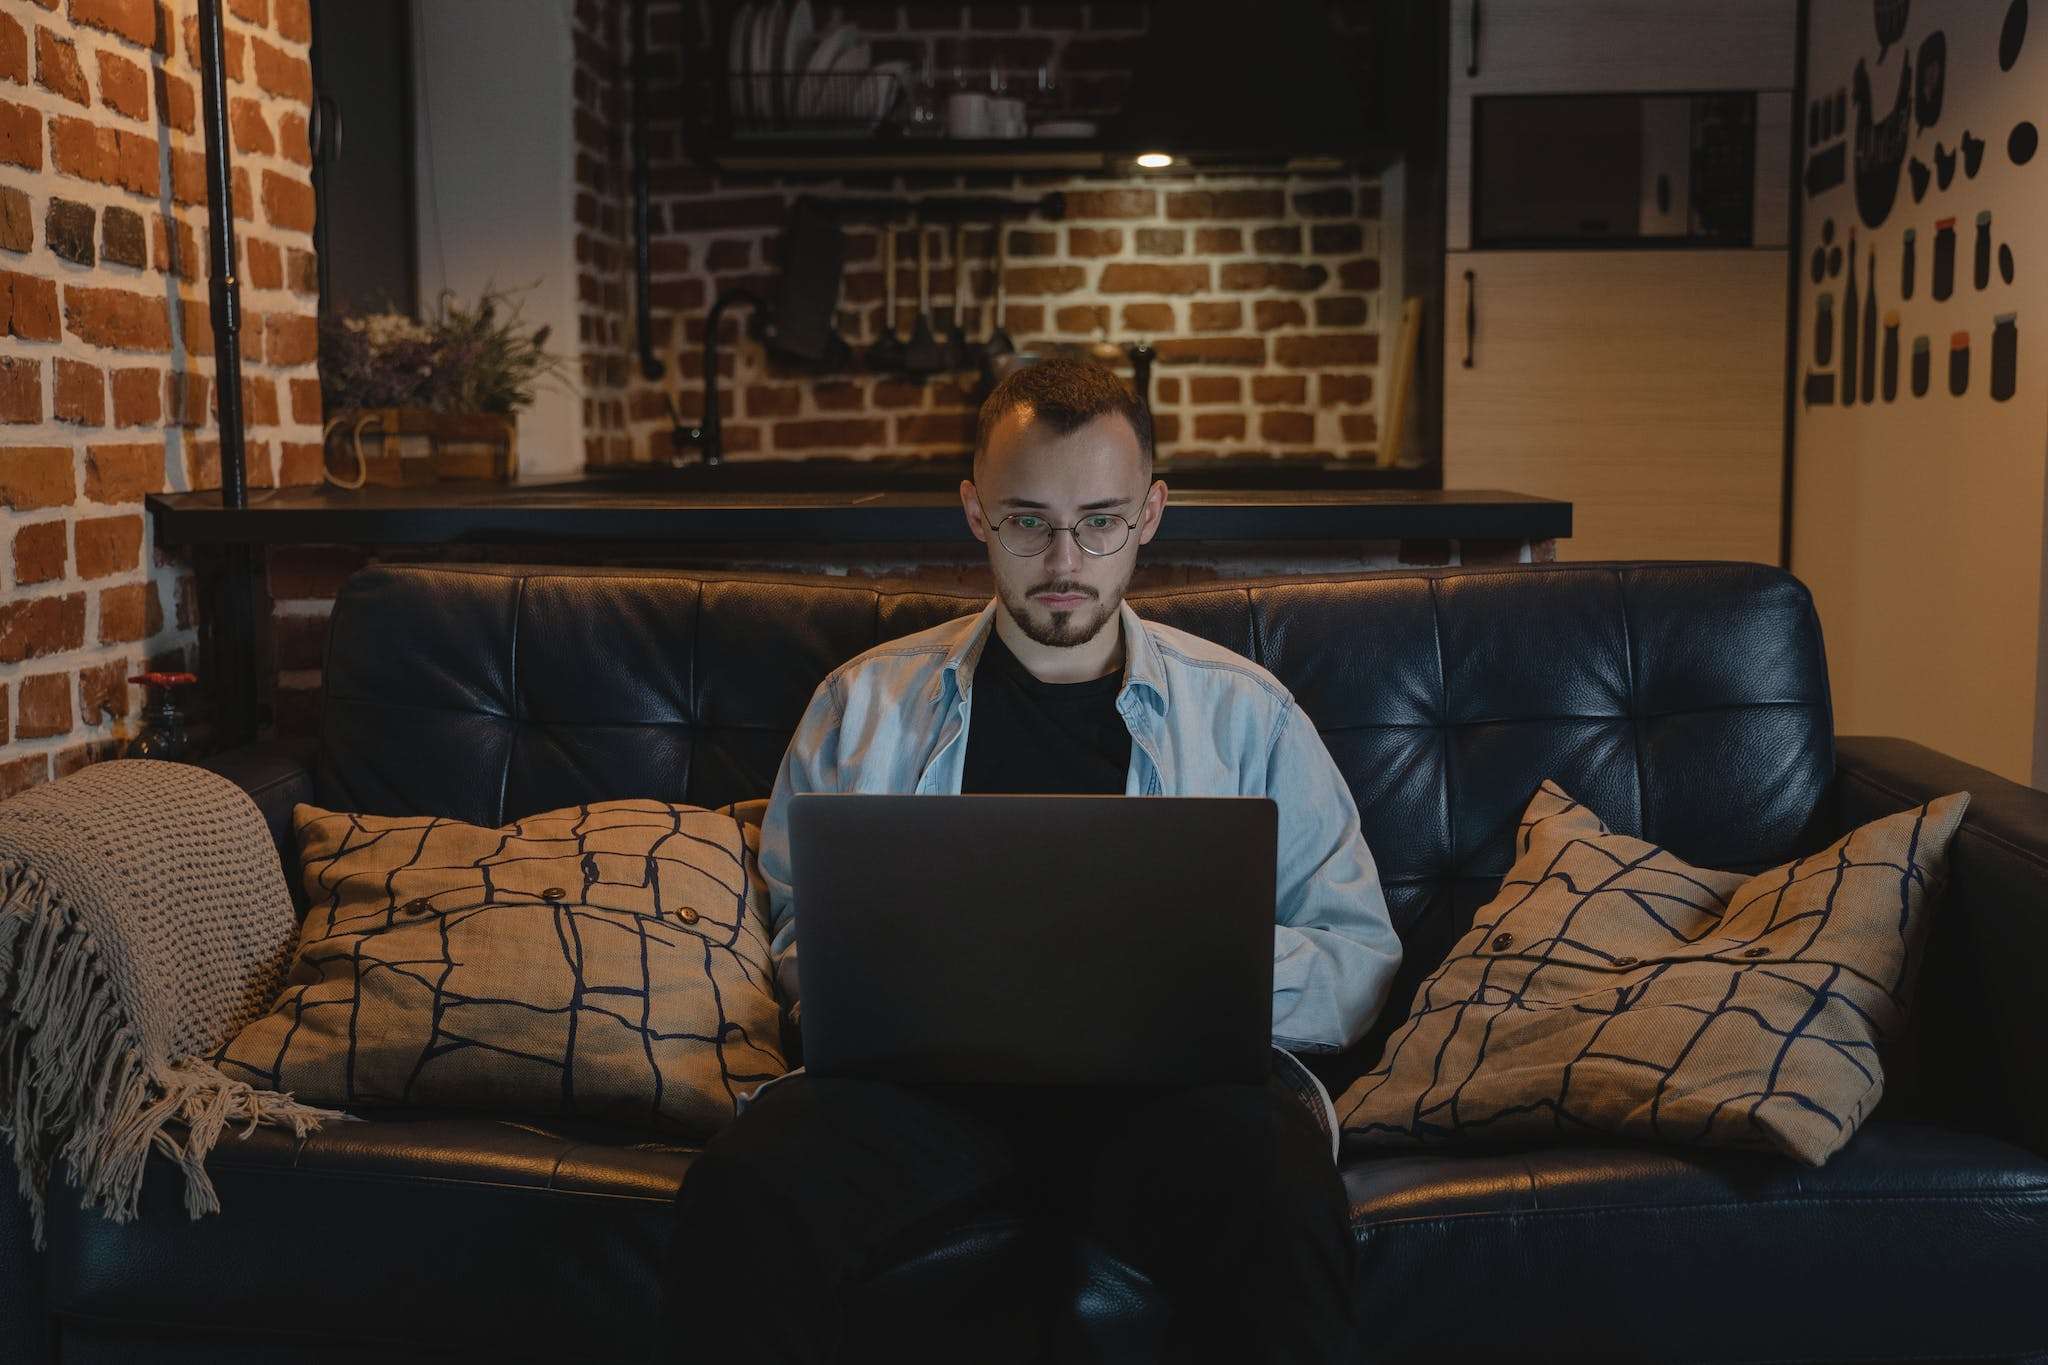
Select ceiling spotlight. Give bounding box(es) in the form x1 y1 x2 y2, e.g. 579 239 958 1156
1135 152 1174 169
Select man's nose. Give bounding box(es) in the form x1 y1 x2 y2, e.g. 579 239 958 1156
1044 527 1083 573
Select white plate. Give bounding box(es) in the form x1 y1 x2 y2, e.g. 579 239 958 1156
757 0 786 124
728 1 755 121
797 22 857 120
781 0 815 120
866 58 910 127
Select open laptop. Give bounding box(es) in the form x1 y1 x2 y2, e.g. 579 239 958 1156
787 794 1277 1089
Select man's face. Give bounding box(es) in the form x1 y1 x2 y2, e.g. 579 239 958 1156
960 407 1168 650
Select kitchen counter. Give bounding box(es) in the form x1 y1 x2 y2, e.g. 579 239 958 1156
146 478 1570 547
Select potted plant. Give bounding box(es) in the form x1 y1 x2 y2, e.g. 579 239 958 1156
318 285 569 487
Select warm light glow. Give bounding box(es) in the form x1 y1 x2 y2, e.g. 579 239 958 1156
1135 152 1174 169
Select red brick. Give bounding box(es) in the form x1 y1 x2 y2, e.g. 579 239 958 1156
1166 190 1285 221
1153 337 1265 366
1320 373 1372 405
1221 262 1328 292
667 195 784 232
107 365 157 424
163 370 206 425
1192 227 1243 255
153 67 193 133
1261 410 1315 444
1120 302 1174 331
1340 414 1378 445
1003 265 1087 297
872 380 925 410
0 682 9 744
895 412 975 447
35 27 87 105
0 268 58 340
97 579 160 643
288 375 320 423
240 374 279 426
1194 412 1246 441
1003 230 1057 259
0 12 24 86
248 37 309 102
75 512 140 578
0 355 40 422
274 0 311 44
182 18 243 80
0 754 51 800
1098 263 1208 295
275 109 309 166
1188 376 1241 405
264 310 314 364
1255 299 1307 330
49 115 155 195
1253 375 1308 404
259 169 313 232
17 671 71 738
1062 190 1154 219
0 592 85 662
278 440 323 485
812 381 864 412
769 419 887 451
1275 333 1377 367
1315 296 1367 327
286 246 315 294
73 0 158 48
240 236 281 289
744 384 799 418
12 519 67 584
227 95 272 154
0 97 40 170
96 48 146 119
1067 226 1122 257
1292 187 1353 218
54 738 122 777
268 544 368 600
1134 228 1184 257
0 446 74 508
273 610 326 670
152 212 198 277
63 284 168 350
83 441 161 502
1152 413 1180 443
1189 300 1241 332
1251 225 1300 255
1311 223 1364 254
52 356 103 424
0 185 27 252
1155 377 1181 403
1339 258 1380 291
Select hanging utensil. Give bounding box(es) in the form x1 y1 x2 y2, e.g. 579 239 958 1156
863 217 907 373
979 220 1016 390
905 220 947 374
943 220 971 371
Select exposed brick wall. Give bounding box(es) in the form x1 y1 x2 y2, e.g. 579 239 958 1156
0 0 319 797
585 1 1385 468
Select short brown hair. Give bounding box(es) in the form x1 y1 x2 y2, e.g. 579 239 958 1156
973 358 1154 480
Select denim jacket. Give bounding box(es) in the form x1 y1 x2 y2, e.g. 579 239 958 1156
757 600 1403 1059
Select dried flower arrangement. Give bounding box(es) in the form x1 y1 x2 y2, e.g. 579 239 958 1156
318 284 569 416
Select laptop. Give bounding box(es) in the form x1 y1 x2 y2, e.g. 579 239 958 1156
787 794 1277 1089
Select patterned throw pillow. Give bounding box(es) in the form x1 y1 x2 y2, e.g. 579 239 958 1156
218 800 787 1137
1338 780 1970 1166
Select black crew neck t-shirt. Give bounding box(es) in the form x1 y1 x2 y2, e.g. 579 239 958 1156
960 629 1132 795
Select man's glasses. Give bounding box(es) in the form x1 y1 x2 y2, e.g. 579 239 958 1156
992 512 1139 557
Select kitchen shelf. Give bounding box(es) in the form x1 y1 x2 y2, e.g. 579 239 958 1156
695 137 1398 177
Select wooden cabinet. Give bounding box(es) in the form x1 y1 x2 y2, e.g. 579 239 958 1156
1451 0 1796 93
1443 251 1787 564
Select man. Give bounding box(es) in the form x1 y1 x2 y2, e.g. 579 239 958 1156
662 360 1401 1363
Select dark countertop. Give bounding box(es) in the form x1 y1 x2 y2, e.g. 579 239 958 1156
145 478 1571 547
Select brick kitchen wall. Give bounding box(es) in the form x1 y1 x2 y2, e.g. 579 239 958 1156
0 0 321 795
577 1 1386 468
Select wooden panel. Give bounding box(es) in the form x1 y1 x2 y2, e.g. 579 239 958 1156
1442 250 1787 564
1453 0 1796 93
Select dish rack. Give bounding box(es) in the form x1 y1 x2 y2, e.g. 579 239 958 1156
728 69 905 136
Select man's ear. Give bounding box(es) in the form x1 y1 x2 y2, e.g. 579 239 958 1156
960 479 990 543
1136 478 1168 546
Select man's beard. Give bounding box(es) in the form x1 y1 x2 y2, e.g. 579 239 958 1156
997 569 1129 648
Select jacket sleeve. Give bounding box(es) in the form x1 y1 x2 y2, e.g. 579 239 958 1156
758 676 844 1024
1264 698 1404 1053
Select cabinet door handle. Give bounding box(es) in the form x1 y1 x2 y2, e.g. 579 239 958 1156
1462 269 1476 368
1467 0 1481 78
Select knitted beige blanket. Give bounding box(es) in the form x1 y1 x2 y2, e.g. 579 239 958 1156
0 759 340 1245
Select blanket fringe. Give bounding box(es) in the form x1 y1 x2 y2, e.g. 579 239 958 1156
0 862 341 1248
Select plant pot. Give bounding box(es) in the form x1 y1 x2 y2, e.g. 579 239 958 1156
323 408 519 488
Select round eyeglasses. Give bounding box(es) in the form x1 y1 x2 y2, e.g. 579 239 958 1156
993 511 1139 557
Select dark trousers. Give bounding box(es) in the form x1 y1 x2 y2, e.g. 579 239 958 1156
657 1071 1358 1364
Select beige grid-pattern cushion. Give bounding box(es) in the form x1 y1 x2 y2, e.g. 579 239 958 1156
218 800 787 1137
1338 780 1970 1166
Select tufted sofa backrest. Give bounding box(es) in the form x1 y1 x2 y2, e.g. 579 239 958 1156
317 561 1835 1065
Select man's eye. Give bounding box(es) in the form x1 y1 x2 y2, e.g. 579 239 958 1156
1083 515 1116 530
1013 516 1047 530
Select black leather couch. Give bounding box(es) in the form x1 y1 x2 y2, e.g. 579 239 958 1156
7 560 2047 1363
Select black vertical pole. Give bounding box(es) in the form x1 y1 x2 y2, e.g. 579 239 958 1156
195 0 260 750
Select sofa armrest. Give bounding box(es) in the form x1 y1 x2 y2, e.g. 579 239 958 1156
199 738 315 916
1832 736 2048 1156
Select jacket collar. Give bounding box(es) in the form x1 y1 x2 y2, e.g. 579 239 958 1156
935 599 1169 714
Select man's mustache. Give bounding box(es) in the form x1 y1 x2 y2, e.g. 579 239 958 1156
1026 582 1098 599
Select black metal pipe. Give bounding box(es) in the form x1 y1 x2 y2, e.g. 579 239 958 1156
632 0 661 381
676 288 768 466
197 0 247 508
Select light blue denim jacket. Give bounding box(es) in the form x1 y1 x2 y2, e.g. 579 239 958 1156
757 599 1404 1057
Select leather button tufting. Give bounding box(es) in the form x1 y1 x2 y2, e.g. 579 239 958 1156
541 887 566 902
1744 946 1770 958
400 898 431 917
1491 932 1513 951
676 905 700 924
1612 955 1639 968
